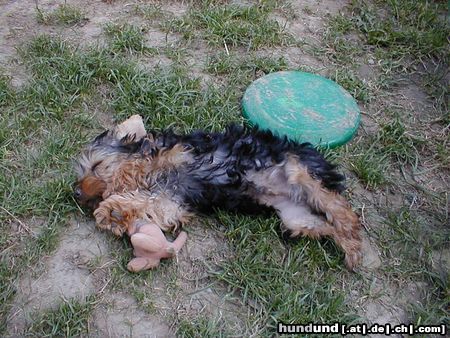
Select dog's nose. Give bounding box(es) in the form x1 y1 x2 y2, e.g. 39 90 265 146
73 187 82 199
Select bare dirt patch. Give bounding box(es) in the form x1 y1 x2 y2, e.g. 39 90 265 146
91 292 171 338
176 224 248 325
122 223 251 333
6 219 109 336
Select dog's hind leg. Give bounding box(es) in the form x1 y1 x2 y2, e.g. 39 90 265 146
284 156 362 270
270 197 335 238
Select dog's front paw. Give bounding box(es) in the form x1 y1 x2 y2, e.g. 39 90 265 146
94 207 111 230
110 222 126 237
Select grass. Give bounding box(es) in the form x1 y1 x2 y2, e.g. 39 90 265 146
380 209 447 273
349 148 387 189
106 61 243 129
377 116 420 164
346 113 420 188
323 0 449 110
411 293 449 327
371 203 449 327
104 23 150 54
134 3 168 22
350 0 448 59
331 69 370 102
165 2 292 49
0 74 14 107
215 212 359 334
206 51 289 98
177 316 229 338
0 37 97 332
36 4 86 26
207 52 288 79
374 207 448 325
27 296 97 337
320 2 449 324
18 35 97 118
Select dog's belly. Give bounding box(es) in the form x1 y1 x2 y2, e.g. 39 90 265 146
161 162 270 215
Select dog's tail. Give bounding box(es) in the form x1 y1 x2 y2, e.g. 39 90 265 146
285 156 362 270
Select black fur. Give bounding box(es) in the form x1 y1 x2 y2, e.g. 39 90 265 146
91 124 345 214
124 125 346 214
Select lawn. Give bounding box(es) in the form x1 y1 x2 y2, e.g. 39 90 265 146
0 0 448 336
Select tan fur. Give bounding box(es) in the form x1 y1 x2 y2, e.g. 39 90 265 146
77 142 192 204
103 158 149 198
94 191 194 236
284 156 362 269
150 144 193 172
245 155 362 269
80 176 106 199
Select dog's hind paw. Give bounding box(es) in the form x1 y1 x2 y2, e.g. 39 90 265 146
110 222 126 237
94 207 111 230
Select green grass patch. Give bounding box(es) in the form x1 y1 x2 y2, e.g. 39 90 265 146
0 109 90 222
105 61 243 130
27 296 97 337
0 37 103 333
349 148 388 189
134 3 168 22
321 15 363 66
370 204 449 329
350 0 448 58
347 114 421 186
18 35 97 118
165 3 292 49
206 52 289 104
377 116 420 164
331 69 370 102
214 212 358 334
410 292 449 328
36 4 87 26
104 23 149 54
435 141 449 168
324 0 449 110
17 34 247 132
0 74 15 107
376 208 448 298
177 316 229 338
422 68 449 113
207 52 288 80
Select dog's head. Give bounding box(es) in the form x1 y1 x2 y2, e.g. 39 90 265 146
74 115 147 209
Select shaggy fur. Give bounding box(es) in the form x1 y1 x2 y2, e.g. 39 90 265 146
74 122 362 269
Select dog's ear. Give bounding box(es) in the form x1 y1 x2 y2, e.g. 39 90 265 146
80 176 107 198
114 115 147 141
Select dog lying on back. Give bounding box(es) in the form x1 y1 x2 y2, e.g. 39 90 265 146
74 115 362 270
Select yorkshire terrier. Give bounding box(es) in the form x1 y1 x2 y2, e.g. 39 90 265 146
74 115 362 270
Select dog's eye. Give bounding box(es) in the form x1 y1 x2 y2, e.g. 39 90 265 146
91 161 102 172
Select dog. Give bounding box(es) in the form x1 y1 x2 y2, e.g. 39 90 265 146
74 115 362 270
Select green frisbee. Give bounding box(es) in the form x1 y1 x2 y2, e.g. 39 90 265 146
242 71 360 148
